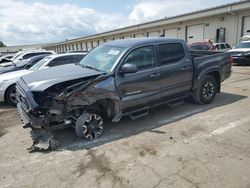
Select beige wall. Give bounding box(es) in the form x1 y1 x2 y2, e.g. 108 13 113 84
45 8 250 53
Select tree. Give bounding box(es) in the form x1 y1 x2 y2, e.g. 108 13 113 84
0 41 6 47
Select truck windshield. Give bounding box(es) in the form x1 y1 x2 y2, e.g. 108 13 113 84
79 45 125 72
235 42 250 48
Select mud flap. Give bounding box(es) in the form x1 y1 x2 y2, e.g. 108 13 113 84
28 128 60 152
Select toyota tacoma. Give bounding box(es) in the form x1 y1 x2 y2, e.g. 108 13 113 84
16 38 232 151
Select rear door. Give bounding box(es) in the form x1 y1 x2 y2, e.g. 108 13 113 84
116 45 162 110
157 43 193 98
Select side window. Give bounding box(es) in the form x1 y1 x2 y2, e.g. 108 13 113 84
124 46 155 71
220 44 226 49
225 43 231 48
159 43 185 65
72 55 85 63
48 56 72 67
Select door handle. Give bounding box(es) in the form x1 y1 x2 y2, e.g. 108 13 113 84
182 66 190 71
150 73 160 78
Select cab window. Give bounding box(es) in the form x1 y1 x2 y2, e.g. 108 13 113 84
124 46 156 71
159 43 185 65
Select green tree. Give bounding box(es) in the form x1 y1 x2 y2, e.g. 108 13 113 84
0 41 6 47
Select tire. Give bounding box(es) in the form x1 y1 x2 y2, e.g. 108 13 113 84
5 85 18 106
193 75 217 105
75 112 104 140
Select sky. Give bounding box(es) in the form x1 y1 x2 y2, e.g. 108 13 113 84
0 0 239 46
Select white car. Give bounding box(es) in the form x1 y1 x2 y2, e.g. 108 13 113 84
213 42 231 52
0 53 86 105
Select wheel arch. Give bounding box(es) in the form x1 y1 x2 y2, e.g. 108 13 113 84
88 98 121 121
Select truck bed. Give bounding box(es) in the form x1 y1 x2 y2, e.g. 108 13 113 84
190 50 232 83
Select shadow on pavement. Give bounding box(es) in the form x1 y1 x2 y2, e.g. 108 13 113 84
51 92 247 151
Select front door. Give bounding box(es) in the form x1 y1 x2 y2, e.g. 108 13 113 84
116 45 162 111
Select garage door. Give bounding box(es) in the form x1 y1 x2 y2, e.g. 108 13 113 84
87 42 92 51
123 35 132 39
114 37 121 40
164 28 178 38
106 38 113 42
187 24 204 43
243 16 250 36
92 41 98 48
134 33 144 38
98 40 105 45
148 31 159 37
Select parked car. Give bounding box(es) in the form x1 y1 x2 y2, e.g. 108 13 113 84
240 35 250 42
15 38 232 150
229 41 250 65
0 54 49 74
213 43 231 52
0 53 86 105
0 54 14 64
0 51 55 67
188 42 215 51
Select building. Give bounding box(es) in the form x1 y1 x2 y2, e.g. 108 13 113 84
0 44 48 55
44 0 250 53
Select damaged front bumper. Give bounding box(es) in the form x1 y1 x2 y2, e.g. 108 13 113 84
17 103 59 151
16 80 60 151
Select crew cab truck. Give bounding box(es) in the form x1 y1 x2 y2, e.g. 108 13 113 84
16 38 232 151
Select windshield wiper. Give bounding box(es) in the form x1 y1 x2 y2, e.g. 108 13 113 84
81 65 102 72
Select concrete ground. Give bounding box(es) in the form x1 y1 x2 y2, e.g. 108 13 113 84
0 66 250 188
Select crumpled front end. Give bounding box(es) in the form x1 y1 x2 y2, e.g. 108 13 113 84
16 74 123 152
16 79 61 151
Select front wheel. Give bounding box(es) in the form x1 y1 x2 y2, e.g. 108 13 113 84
75 112 104 140
5 85 18 106
193 75 217 104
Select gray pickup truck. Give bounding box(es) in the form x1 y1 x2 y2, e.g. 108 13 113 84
16 38 232 151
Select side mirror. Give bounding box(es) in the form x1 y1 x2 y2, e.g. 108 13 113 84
119 63 137 74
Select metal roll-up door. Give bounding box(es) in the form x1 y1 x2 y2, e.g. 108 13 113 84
147 31 159 37
243 16 250 36
92 41 98 48
164 28 178 38
187 24 204 43
134 33 144 38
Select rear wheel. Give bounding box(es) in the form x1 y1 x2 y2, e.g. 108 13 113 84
193 75 217 104
75 112 104 140
5 85 18 106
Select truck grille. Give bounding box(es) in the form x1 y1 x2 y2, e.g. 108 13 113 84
16 84 30 112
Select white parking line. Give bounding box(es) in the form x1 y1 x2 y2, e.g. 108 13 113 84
187 116 250 142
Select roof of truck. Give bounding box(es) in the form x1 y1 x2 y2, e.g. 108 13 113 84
104 37 185 48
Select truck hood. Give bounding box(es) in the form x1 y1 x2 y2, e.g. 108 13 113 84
21 64 103 91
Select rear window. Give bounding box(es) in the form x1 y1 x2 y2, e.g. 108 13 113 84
159 43 185 65
203 45 211 50
22 52 51 59
190 45 204 50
